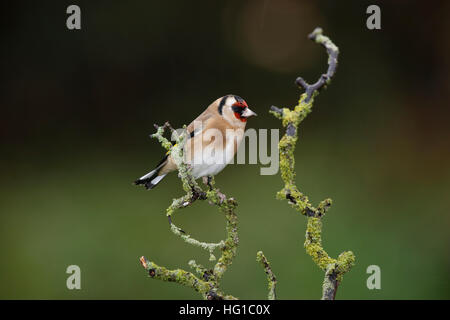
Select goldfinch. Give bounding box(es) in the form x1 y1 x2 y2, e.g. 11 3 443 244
134 95 257 189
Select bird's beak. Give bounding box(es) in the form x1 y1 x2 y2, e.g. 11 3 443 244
242 107 257 118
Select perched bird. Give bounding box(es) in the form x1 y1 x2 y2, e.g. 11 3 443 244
134 95 257 189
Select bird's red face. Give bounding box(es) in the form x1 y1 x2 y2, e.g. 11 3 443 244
232 98 257 122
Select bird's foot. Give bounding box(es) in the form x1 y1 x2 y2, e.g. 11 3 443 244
213 190 226 204
202 176 214 191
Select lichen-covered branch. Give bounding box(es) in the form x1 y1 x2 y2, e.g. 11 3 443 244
139 256 209 293
256 251 277 300
270 28 355 300
139 123 239 300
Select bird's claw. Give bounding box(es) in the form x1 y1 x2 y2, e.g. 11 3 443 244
202 176 214 191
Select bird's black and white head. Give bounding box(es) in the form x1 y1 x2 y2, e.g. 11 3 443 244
218 95 257 126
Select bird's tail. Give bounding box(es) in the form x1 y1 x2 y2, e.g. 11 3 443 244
134 155 168 190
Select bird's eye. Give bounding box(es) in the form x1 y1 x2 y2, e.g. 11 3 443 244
232 105 243 113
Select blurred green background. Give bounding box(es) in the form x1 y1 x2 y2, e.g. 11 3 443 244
1 0 450 299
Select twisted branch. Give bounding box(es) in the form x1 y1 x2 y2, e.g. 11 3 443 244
139 123 239 300
270 28 355 300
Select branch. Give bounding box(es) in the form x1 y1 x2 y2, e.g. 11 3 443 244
295 27 339 103
256 251 277 300
139 256 209 293
139 123 239 300
270 28 355 300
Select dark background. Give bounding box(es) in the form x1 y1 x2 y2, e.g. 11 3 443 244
1 0 449 299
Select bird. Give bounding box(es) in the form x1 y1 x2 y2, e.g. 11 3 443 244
134 95 257 190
